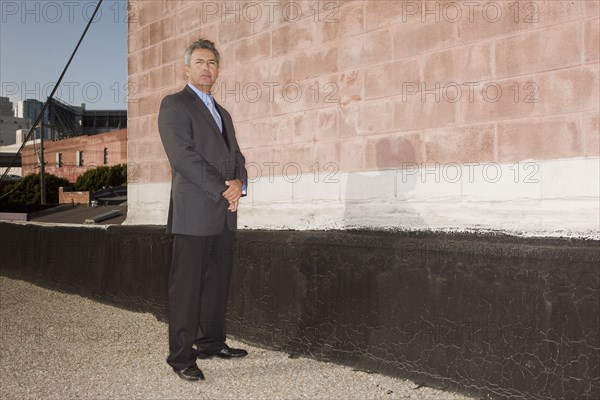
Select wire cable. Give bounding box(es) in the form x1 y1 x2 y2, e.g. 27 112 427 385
0 0 104 194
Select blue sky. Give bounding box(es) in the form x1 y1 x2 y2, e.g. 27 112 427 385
0 0 128 110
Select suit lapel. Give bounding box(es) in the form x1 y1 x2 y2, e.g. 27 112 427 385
183 86 229 150
215 102 232 150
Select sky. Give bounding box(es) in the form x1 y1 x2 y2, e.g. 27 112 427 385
0 0 128 110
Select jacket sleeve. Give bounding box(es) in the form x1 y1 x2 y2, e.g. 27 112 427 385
233 131 248 187
158 95 228 202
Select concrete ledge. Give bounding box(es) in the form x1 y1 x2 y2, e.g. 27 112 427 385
0 221 598 400
0 212 27 221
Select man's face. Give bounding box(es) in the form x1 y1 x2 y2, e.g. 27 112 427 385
185 48 219 94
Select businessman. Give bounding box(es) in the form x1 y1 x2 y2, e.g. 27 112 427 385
158 38 248 382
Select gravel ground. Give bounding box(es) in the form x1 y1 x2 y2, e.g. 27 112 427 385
0 277 475 400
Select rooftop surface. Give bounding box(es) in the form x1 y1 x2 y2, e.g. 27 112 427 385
0 276 474 400
28 204 127 225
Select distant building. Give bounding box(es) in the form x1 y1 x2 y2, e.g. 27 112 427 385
14 98 127 141
14 99 47 139
0 146 22 178
0 115 32 147
81 108 127 135
21 128 127 182
2 96 126 181
0 97 31 147
16 98 80 140
15 99 44 120
0 97 14 116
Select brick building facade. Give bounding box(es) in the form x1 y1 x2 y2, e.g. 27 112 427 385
21 128 127 183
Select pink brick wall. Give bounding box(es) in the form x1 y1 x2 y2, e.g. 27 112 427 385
128 0 599 183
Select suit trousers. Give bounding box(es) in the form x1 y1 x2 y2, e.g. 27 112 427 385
167 222 235 370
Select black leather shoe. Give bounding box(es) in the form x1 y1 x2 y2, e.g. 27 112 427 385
198 345 248 359
173 364 205 381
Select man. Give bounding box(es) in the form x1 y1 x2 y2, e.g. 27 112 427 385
158 38 248 382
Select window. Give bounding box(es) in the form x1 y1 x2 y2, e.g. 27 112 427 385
56 153 62 168
76 151 83 166
103 148 108 165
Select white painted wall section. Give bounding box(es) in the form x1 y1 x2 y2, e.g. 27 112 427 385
126 157 600 239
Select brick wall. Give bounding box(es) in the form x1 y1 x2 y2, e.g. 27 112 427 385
127 1 599 237
58 187 90 205
21 129 127 183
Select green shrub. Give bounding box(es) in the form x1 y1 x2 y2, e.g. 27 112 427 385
0 173 70 205
74 163 127 192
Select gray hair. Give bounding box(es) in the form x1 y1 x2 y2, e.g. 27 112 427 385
184 39 220 66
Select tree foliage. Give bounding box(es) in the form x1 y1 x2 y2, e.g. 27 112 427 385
74 164 127 192
0 173 70 205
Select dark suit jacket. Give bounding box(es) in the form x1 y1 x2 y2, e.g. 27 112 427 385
158 85 247 236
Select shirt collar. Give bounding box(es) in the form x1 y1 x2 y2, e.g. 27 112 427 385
187 83 214 109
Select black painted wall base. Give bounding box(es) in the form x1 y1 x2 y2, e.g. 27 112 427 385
0 222 598 400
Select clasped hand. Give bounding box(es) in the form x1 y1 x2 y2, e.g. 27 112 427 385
222 179 243 212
